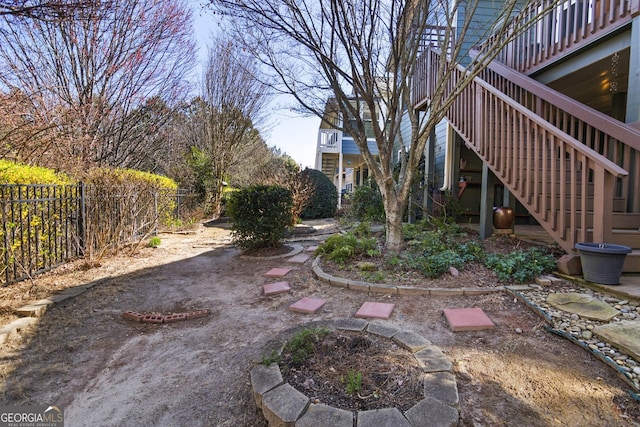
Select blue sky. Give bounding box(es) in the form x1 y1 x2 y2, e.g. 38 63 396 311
191 3 320 169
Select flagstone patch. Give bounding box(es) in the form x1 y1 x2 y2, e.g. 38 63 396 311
547 293 620 321
593 321 640 361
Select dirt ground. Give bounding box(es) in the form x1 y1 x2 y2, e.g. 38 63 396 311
1 219 639 426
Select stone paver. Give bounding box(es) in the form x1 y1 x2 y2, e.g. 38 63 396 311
404 397 459 427
414 345 452 372
357 407 411 427
262 383 309 426
295 403 353 427
288 297 326 314
263 281 292 296
366 322 401 338
593 321 640 361
423 371 459 406
334 318 369 331
392 330 431 352
443 308 496 331
250 364 283 408
287 253 310 264
355 302 395 319
16 299 53 317
265 267 293 277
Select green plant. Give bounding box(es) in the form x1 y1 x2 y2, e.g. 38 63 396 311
226 185 293 249
315 232 379 265
349 178 385 222
343 370 362 395
261 350 282 366
485 247 556 282
281 327 330 366
300 168 338 219
148 236 161 247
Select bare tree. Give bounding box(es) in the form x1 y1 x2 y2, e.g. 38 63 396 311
181 34 272 216
0 1 96 20
211 0 547 251
0 0 195 174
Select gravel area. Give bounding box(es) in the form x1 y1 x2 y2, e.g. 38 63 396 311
513 282 640 392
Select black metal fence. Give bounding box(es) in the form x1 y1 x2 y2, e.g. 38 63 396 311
0 183 194 286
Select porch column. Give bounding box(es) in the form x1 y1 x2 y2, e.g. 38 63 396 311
338 152 343 208
479 162 496 239
626 16 640 211
627 16 640 124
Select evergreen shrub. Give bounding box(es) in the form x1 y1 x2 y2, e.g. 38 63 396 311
227 185 293 249
300 168 337 219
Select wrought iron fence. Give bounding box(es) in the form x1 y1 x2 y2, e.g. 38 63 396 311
0 183 194 286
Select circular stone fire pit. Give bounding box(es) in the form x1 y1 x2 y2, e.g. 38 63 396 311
250 319 459 427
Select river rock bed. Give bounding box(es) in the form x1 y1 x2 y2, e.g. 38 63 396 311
516 282 640 392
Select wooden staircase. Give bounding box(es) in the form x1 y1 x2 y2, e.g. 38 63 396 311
413 49 640 272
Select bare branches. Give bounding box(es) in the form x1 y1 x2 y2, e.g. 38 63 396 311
178 33 272 216
0 0 196 173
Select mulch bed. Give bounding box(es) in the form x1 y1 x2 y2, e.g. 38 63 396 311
279 329 425 411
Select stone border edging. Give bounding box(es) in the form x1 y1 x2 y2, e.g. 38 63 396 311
312 256 505 296
0 278 111 345
250 319 460 427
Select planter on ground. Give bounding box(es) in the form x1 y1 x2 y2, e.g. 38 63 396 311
575 242 631 285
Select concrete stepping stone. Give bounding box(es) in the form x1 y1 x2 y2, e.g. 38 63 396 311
355 302 395 319
444 307 495 331
287 253 310 264
264 267 292 277
263 281 291 296
289 297 326 314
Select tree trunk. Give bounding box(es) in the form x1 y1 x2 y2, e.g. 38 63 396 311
382 186 407 252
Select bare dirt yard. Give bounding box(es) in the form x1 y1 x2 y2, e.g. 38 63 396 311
1 219 639 426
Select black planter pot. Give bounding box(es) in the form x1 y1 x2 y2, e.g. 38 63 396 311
575 242 631 285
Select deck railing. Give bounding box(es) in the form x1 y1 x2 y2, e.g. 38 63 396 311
487 0 640 74
475 57 640 211
418 49 628 253
317 129 341 152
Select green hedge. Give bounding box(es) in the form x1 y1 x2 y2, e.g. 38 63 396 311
227 185 293 249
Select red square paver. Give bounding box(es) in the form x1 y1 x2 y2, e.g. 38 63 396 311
264 267 292 277
289 297 326 314
444 307 496 331
287 254 310 264
263 281 291 296
355 302 395 319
